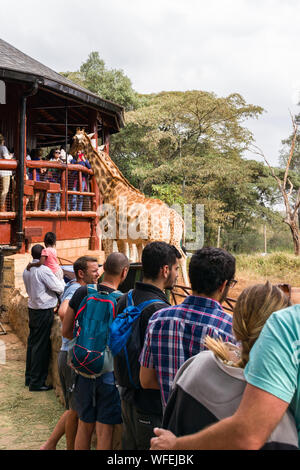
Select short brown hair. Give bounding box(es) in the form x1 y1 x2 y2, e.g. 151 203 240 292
73 256 98 278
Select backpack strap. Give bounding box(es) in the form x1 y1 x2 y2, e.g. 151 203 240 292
127 289 134 308
125 289 165 314
87 284 98 296
126 289 165 312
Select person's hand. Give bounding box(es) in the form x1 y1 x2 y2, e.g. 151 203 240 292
26 263 33 271
150 428 177 450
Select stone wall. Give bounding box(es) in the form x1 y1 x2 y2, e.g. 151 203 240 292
27 239 105 265
2 253 31 312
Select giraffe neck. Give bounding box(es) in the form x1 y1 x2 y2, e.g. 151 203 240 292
84 135 143 202
84 144 114 200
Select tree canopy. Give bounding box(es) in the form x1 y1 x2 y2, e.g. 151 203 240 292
61 51 140 111
110 90 269 249
61 52 291 252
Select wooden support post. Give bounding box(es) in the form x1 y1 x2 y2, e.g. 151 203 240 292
89 110 100 250
61 168 66 215
103 128 110 155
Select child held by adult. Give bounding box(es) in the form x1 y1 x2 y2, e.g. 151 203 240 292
27 232 64 281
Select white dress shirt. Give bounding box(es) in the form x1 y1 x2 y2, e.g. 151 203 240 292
23 259 65 310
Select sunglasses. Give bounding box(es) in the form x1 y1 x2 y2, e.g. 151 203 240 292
227 279 237 288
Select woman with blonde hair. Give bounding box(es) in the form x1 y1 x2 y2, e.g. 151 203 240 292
160 281 299 449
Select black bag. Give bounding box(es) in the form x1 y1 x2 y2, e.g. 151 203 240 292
111 290 164 389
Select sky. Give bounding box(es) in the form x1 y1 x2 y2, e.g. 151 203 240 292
1 0 300 166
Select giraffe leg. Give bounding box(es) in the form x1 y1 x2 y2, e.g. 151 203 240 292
117 240 129 258
127 243 135 262
102 238 114 259
179 253 189 287
136 242 144 262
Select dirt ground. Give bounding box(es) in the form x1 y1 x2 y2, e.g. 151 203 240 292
0 323 66 451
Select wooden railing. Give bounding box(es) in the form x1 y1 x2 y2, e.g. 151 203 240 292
0 159 99 219
25 160 98 217
171 284 237 313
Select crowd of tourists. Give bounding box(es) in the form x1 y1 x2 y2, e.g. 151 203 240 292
22 233 300 450
0 132 91 212
26 146 91 212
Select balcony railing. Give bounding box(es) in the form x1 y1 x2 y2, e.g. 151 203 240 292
0 159 99 220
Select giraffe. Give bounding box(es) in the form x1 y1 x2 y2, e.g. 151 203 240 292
70 129 189 286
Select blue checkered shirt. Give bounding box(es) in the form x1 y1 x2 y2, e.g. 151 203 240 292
139 295 236 407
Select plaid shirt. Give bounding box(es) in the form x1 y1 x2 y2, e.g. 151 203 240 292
139 295 236 407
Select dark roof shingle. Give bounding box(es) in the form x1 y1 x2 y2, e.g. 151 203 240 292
0 38 124 125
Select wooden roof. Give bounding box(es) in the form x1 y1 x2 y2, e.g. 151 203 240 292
0 38 125 132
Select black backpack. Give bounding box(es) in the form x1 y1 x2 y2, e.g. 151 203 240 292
110 290 165 389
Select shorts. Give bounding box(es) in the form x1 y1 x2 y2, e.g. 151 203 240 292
58 350 77 410
74 373 122 425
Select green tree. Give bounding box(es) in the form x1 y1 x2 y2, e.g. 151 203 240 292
61 52 140 111
110 90 267 248
252 118 300 255
279 111 300 171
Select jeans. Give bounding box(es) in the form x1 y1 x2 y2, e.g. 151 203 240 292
69 179 87 211
45 192 61 211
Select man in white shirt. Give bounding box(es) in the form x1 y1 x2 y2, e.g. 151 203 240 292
23 244 65 391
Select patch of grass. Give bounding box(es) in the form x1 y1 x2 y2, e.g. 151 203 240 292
0 360 66 450
235 252 300 285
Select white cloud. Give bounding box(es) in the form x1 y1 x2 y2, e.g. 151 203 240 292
1 0 300 164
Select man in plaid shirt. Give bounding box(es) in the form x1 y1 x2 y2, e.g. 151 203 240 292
139 247 237 408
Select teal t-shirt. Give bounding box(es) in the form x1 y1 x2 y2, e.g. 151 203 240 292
244 305 300 445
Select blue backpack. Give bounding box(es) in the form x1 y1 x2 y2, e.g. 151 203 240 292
108 289 165 388
71 284 122 377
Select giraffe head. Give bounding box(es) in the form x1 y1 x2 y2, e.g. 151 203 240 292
70 129 95 156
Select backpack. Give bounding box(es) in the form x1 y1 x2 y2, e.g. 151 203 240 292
108 289 165 388
70 284 122 377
